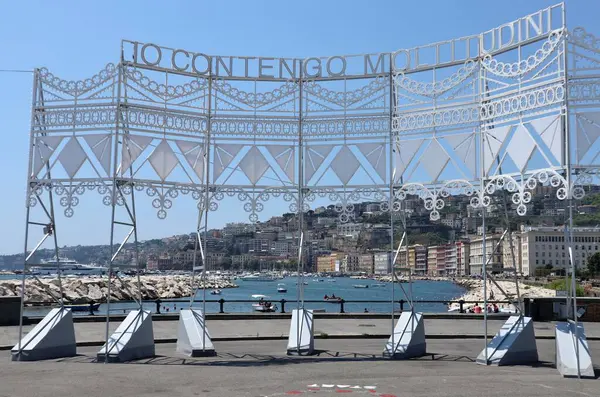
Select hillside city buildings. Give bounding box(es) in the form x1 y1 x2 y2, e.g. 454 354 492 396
137 194 600 277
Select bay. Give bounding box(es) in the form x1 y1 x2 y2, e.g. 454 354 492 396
1 274 466 316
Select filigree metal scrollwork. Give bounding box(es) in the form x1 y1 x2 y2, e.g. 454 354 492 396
481 30 563 77
474 170 569 216
39 63 117 96
213 80 298 108
394 180 477 221
304 77 387 107
395 59 476 97
570 27 600 53
27 181 115 217
125 68 208 100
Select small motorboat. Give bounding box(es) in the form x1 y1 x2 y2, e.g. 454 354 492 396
323 296 343 303
251 294 278 312
372 283 387 287
295 282 309 285
353 284 369 288
210 289 221 295
277 283 287 293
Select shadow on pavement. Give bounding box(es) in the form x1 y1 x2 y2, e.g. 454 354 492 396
52 350 493 367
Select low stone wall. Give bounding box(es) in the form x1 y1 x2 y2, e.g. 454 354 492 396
0 297 20 326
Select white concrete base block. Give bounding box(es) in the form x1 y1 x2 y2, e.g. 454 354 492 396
11 307 76 361
556 322 595 378
176 309 216 357
383 311 426 359
97 309 154 363
287 309 314 355
476 316 538 366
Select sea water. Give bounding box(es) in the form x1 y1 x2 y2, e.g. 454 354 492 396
2 275 466 316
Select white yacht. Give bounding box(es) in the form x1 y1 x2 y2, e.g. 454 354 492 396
240 273 278 282
31 257 107 275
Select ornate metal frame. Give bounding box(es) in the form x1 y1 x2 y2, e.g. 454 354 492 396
16 3 600 367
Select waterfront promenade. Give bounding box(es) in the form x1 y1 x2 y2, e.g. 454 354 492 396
1 339 599 397
3 316 600 349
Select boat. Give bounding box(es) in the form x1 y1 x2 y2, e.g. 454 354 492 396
240 273 278 282
372 283 387 287
251 294 278 312
277 283 287 293
353 284 369 288
210 289 221 295
65 303 100 312
295 281 309 285
31 257 107 275
323 296 343 303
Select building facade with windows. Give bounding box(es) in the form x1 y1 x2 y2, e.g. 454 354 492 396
520 226 600 276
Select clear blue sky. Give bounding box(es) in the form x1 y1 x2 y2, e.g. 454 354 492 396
0 0 597 255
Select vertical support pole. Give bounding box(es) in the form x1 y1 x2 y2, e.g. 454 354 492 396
201 75 213 352
561 4 580 377
388 55 396 351
121 70 142 308
17 69 40 353
296 62 304 355
482 200 488 364
105 62 123 363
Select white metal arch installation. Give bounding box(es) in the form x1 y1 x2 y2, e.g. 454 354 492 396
15 3 600 366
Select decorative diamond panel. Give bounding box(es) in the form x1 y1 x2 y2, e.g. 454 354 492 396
330 145 360 185
148 139 179 181
239 146 270 185
58 138 87 178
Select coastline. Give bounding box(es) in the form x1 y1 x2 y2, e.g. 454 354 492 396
449 278 556 310
0 275 238 304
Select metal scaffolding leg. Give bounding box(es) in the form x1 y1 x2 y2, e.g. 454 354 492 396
13 180 76 361
100 180 151 363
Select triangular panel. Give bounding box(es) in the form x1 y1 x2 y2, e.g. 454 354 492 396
444 133 477 178
267 145 295 182
394 138 423 181
505 124 537 172
84 134 113 175
483 125 511 174
356 142 386 181
121 135 153 174
239 146 270 185
330 145 360 185
176 140 205 180
577 113 600 163
530 115 562 163
58 138 87 178
305 145 334 183
33 136 64 176
420 139 450 181
213 144 243 181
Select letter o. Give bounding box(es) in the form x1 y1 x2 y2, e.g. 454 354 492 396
192 53 211 75
326 56 346 77
172 49 190 72
141 43 162 66
392 49 411 72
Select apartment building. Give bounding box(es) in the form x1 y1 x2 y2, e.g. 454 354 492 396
469 235 504 274
520 226 600 276
373 252 392 275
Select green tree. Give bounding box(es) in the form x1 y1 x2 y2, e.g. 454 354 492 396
587 252 600 277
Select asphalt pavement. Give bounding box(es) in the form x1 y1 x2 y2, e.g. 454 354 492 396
1 339 599 397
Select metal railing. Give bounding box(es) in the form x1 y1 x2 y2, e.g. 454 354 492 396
24 297 522 316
